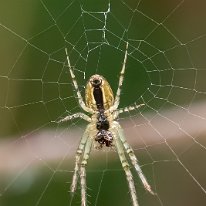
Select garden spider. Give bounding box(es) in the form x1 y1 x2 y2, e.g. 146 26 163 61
59 43 154 206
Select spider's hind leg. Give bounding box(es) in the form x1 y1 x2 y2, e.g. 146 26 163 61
114 135 139 206
70 126 90 193
80 137 93 206
115 122 154 195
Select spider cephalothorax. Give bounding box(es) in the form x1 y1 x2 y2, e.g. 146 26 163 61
59 43 154 206
85 74 114 111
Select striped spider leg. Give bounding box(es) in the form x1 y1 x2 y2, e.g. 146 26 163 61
58 43 153 206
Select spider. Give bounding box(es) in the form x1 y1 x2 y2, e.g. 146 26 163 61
59 43 154 206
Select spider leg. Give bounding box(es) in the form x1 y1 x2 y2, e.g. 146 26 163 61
118 103 145 114
113 103 145 119
65 48 93 114
113 131 139 206
80 137 93 206
110 42 128 112
114 122 154 195
70 126 90 193
57 112 91 123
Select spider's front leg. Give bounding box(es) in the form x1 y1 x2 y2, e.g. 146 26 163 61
65 48 93 114
109 42 128 113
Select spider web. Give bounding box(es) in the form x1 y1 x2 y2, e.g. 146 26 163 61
0 0 206 205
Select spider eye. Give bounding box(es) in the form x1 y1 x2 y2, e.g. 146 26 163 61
91 78 102 87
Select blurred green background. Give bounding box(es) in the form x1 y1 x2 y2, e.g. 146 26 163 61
0 0 206 206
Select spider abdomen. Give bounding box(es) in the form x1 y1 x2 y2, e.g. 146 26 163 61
95 110 113 147
96 111 109 130
95 129 113 147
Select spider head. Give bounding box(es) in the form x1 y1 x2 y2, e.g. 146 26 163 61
90 75 102 88
85 74 114 110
